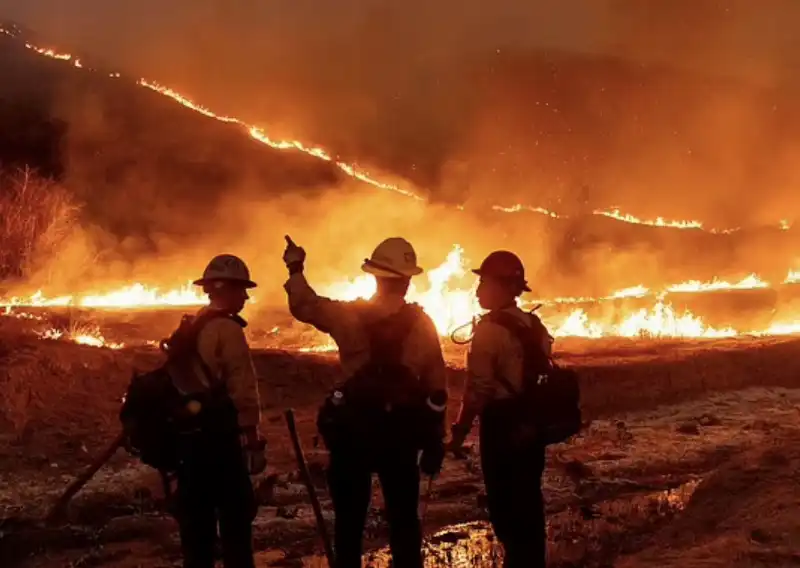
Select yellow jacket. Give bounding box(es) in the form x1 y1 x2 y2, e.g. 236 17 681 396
284 272 447 396
170 307 262 430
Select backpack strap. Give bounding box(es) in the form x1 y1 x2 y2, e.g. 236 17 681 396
481 310 552 396
364 302 424 364
163 310 244 388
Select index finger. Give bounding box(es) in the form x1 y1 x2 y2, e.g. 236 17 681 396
284 235 296 247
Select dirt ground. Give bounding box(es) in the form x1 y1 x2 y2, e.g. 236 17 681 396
3 312 800 567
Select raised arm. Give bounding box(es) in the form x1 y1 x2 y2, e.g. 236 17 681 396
283 271 350 334
282 234 349 335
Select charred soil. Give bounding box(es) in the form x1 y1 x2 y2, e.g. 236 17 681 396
2 319 800 566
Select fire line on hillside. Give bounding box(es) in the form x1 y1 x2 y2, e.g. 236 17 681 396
2 26 800 348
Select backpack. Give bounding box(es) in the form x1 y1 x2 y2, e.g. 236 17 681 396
484 310 582 446
119 311 238 472
317 303 426 451
344 302 426 407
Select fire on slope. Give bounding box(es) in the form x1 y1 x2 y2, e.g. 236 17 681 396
3 27 800 346
4 25 795 233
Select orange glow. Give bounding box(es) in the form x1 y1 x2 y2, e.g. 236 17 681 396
491 204 560 218
665 274 769 293
1 282 206 308
9 27 793 234
785 270 800 284
2 250 799 342
593 207 706 230
548 301 736 339
320 245 478 336
3 28 800 346
37 327 125 350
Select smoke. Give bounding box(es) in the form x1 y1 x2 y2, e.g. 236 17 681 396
2 0 800 301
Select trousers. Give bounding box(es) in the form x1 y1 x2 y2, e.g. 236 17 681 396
175 429 257 568
480 405 547 568
327 445 423 568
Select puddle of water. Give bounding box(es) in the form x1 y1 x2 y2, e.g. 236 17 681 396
286 522 500 567
269 479 703 567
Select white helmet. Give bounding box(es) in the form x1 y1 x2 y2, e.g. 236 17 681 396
361 237 423 278
193 254 257 288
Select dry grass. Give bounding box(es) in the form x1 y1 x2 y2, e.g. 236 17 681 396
0 167 80 281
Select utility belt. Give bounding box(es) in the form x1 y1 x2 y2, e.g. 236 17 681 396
317 387 437 454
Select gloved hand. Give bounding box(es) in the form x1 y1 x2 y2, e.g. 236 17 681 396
241 429 268 475
283 235 306 274
419 440 446 476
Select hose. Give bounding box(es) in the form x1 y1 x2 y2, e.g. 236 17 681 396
450 316 478 345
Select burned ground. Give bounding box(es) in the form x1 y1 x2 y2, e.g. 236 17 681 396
2 313 800 566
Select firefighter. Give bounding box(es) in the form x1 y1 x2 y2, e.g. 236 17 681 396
282 235 447 568
171 254 266 568
449 251 552 568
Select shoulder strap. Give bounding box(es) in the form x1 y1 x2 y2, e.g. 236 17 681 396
481 310 552 395
165 310 244 387
365 302 423 364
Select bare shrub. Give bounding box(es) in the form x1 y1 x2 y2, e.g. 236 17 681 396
0 167 80 281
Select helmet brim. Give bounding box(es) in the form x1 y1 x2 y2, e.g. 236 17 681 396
471 269 531 292
192 277 258 289
362 262 423 279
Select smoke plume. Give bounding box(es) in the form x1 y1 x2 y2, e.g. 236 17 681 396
2 0 800 303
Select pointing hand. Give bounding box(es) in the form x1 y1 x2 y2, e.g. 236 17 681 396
283 235 306 271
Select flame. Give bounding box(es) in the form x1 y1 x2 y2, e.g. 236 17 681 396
298 340 339 353
321 245 479 336
2 282 206 308
548 302 736 339
785 270 800 284
9 26 795 235
608 285 651 299
137 80 422 199
612 300 736 338
759 321 800 336
593 208 706 230
36 327 124 349
665 274 769 293
4 27 800 343
491 204 560 218
2 306 43 320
